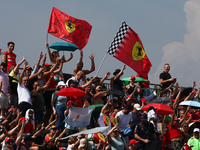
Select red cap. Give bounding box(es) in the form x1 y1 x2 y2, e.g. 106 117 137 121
26 66 32 70
129 139 139 145
45 63 50 66
45 136 54 143
130 76 135 80
174 116 179 120
104 110 110 114
5 137 13 143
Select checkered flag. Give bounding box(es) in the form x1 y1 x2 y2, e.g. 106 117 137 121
107 22 129 55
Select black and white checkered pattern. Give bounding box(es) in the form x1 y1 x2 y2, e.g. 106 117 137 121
107 22 129 55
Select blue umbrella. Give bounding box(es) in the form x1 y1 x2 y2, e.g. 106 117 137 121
179 101 200 107
49 42 79 52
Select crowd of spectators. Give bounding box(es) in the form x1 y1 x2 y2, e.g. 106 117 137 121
0 41 199 150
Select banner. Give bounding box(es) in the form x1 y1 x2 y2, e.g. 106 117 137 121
107 22 152 76
47 7 92 50
63 106 93 128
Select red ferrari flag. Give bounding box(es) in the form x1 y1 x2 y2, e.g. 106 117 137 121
107 22 152 76
47 7 92 50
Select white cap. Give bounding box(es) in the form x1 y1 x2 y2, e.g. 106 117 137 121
193 128 200 133
58 81 66 86
134 104 141 111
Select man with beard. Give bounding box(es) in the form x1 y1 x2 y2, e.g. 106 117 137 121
115 105 132 132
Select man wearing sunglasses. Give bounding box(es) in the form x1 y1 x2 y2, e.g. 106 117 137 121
187 128 200 150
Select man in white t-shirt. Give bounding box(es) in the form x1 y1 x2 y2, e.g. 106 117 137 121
17 60 32 117
115 105 133 132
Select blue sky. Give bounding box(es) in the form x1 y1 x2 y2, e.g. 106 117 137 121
2 0 199 87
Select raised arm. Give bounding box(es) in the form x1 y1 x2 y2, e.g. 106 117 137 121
82 76 97 89
114 65 126 81
63 52 73 63
41 52 47 67
13 56 26 74
53 57 63 74
29 67 44 80
180 105 190 125
106 125 118 142
173 86 182 107
82 53 95 75
46 42 54 63
19 61 28 85
99 72 111 85
74 50 83 76
15 120 25 147
43 73 54 91
100 100 112 114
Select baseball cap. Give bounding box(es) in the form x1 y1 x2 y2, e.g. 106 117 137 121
114 105 121 109
96 86 103 91
44 63 50 67
104 110 110 114
26 66 32 70
193 128 200 133
78 138 87 149
45 136 54 143
130 76 135 80
50 125 57 130
58 81 66 86
134 104 141 111
174 116 180 121
129 139 139 145
5 137 13 144
68 79 79 87
113 69 121 75
141 113 147 121
0 62 7 67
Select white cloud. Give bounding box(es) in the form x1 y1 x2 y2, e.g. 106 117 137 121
150 0 200 87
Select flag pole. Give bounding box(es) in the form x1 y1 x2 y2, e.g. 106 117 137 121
95 52 108 76
46 33 49 43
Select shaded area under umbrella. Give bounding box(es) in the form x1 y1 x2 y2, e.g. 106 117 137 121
108 89 125 96
49 42 79 52
142 103 173 114
56 88 86 97
148 97 169 104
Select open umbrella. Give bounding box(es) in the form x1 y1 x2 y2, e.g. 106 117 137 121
122 77 146 86
49 42 79 52
142 103 173 114
56 88 85 97
179 101 200 108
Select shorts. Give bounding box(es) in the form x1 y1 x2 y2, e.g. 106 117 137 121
18 102 32 117
34 110 44 122
44 91 54 109
171 140 183 150
0 92 9 109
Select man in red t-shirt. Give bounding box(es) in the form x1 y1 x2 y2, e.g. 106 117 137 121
169 104 190 150
2 42 17 72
